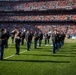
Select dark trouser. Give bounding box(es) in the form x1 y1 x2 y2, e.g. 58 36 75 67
59 42 61 48
5 39 8 48
48 38 50 44
45 39 47 45
53 42 56 53
26 41 31 50
12 37 14 43
39 39 42 47
56 43 59 50
59 41 62 48
0 41 5 60
21 38 24 45
15 43 20 54
62 40 64 45
34 40 37 49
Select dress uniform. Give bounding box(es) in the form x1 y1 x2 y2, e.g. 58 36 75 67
15 29 21 55
4 29 10 48
59 32 62 47
47 33 51 44
56 31 60 50
38 32 43 47
0 29 6 60
34 32 39 49
21 31 25 45
11 30 15 43
44 33 48 45
62 32 65 45
25 31 32 50
52 30 57 53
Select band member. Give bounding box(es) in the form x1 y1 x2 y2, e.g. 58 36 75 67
44 32 48 45
21 28 26 45
4 29 10 48
34 31 39 49
47 32 51 44
11 30 15 43
0 29 6 60
38 32 43 47
14 28 21 55
52 30 57 53
61 32 65 46
25 30 32 50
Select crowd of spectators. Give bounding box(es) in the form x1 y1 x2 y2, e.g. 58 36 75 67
0 24 76 36
0 0 75 11
0 14 76 21
0 0 76 38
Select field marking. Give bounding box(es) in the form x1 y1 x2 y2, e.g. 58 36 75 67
4 50 27 59
4 55 15 59
20 50 27 54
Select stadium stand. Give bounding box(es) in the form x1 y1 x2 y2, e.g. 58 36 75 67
0 0 75 11
0 0 76 36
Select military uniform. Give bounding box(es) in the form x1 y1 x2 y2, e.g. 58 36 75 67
25 31 32 50
38 32 43 47
62 33 65 45
0 29 6 60
56 32 60 50
21 31 25 45
11 30 15 43
44 33 48 45
15 29 21 55
34 32 39 49
4 29 10 48
47 33 51 44
52 32 57 53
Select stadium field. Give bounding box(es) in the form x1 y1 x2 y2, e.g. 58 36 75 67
0 38 76 75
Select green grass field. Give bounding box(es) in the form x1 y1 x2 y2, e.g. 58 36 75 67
0 38 76 75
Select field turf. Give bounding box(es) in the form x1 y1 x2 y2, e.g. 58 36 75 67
0 38 76 75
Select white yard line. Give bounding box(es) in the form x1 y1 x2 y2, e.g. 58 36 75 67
4 55 15 59
20 50 27 54
4 50 27 59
